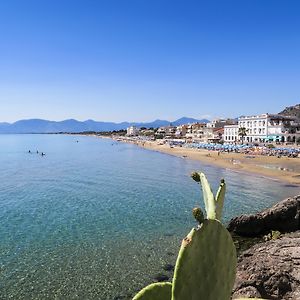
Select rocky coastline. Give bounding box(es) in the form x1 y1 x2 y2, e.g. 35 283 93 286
227 195 300 237
123 195 300 300
229 195 300 299
151 195 300 300
232 231 300 299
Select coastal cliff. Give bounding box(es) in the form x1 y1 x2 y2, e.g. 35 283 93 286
227 195 300 236
228 195 300 299
233 231 300 299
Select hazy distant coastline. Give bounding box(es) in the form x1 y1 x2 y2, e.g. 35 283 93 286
0 117 209 134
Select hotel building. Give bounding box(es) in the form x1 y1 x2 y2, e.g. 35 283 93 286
224 114 299 143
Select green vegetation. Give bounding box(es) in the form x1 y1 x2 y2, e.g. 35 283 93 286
264 230 281 241
238 127 248 143
133 172 264 300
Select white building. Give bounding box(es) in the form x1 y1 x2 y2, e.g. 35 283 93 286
223 125 239 143
207 118 236 128
175 125 188 138
126 126 140 136
185 123 206 141
239 114 297 143
155 125 177 138
224 114 299 143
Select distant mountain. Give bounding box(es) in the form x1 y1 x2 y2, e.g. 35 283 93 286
0 117 209 133
279 104 300 120
171 117 207 126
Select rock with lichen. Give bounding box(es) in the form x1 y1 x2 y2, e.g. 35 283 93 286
233 231 300 299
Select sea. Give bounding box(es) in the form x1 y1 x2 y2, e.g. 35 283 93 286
0 134 298 299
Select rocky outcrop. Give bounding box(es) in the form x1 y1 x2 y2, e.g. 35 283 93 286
233 231 300 299
227 195 300 237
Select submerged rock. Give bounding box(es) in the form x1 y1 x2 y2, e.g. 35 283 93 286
227 195 300 237
233 231 300 299
163 263 174 272
153 273 169 282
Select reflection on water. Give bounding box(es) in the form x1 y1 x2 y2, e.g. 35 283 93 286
0 135 299 299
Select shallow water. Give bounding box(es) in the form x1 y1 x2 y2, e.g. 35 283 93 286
0 134 298 299
258 163 295 172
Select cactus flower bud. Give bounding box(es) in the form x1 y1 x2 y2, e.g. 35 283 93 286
191 172 201 183
192 207 204 224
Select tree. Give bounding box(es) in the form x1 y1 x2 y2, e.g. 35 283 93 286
238 127 248 143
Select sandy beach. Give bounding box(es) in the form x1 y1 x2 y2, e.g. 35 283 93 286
116 139 300 185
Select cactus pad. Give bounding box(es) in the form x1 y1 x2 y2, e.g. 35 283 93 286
172 219 237 300
132 282 172 300
199 173 216 219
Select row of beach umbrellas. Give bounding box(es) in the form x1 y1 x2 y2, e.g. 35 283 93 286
183 143 300 153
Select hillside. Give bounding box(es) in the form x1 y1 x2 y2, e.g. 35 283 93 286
0 117 209 134
279 104 300 119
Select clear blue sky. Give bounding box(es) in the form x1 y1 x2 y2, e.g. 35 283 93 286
0 0 299 123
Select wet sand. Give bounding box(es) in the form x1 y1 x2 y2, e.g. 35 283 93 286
85 134 300 185
135 141 300 185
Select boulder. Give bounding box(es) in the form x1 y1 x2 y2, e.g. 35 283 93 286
227 195 300 237
233 231 300 299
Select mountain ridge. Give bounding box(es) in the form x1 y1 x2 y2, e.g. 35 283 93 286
279 104 300 119
0 117 209 133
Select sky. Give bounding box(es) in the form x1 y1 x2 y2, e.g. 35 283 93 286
0 0 299 123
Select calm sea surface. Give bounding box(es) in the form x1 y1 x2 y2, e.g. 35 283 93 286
0 134 298 299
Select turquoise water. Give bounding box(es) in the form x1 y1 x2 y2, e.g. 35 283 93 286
0 134 298 299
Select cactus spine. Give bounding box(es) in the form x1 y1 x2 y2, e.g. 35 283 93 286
215 178 226 220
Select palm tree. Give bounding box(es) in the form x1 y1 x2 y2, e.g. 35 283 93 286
238 127 248 143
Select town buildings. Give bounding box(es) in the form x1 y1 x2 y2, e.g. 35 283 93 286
155 125 177 138
126 126 140 136
223 125 239 143
224 114 299 143
126 113 300 144
206 118 236 128
185 123 206 140
175 124 188 138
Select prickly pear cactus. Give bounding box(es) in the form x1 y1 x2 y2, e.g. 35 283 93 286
191 172 226 221
132 172 263 300
172 219 237 300
171 172 235 299
132 282 172 300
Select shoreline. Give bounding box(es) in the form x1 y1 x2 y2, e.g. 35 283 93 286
80 133 300 185
107 136 300 185
143 141 300 185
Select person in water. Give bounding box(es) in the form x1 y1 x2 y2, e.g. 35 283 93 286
28 150 31 153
